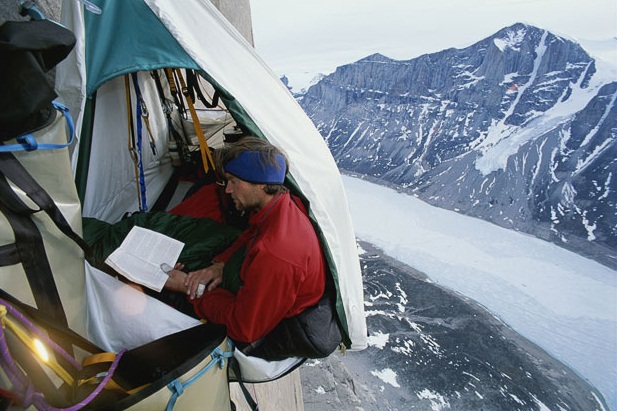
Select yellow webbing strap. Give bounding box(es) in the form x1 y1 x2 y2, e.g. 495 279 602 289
82 352 117 367
79 352 147 395
174 68 216 174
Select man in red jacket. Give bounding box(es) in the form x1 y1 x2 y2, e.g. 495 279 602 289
165 137 336 359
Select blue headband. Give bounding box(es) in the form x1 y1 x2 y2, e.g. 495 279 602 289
224 151 287 184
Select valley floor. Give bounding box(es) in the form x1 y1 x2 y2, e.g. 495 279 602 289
301 241 608 410
339 175 616 410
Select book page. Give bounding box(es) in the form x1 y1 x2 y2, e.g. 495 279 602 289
105 226 184 292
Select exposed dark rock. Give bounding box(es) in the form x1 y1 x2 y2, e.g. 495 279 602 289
301 241 607 410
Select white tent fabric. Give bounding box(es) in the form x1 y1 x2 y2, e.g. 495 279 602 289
56 0 367 350
84 262 202 352
80 72 174 219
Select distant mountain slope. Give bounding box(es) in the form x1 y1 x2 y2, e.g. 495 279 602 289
298 23 617 267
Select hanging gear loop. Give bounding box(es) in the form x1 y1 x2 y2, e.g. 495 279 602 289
152 70 192 167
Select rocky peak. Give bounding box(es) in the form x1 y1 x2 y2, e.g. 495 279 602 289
298 23 617 267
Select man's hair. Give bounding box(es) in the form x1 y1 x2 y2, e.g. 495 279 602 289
216 136 289 194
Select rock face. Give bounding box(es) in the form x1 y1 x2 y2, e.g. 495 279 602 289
300 241 608 411
298 23 617 268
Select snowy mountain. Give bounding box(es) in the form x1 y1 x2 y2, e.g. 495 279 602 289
282 73 326 97
297 23 617 268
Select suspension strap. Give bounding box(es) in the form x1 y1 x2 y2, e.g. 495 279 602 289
165 345 233 411
0 151 91 254
0 151 92 350
228 353 259 411
0 101 74 153
174 68 216 174
0 198 69 333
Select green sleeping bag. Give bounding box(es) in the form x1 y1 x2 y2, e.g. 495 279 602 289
83 212 246 297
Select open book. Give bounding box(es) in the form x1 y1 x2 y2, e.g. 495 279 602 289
105 226 184 292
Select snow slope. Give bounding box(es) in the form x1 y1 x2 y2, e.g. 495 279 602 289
342 174 617 410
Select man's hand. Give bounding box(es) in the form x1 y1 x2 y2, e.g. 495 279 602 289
164 263 189 293
185 261 225 299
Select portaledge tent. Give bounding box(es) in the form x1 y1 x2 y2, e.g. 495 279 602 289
55 0 367 352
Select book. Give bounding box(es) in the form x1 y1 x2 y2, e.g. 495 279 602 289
105 226 184 292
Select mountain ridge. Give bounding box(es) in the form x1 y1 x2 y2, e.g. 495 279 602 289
295 22 617 268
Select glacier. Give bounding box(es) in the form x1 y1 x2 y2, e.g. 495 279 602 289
342 174 617 410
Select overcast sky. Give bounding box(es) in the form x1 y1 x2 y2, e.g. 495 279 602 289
251 0 617 89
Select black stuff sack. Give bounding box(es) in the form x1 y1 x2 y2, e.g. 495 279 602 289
0 19 76 140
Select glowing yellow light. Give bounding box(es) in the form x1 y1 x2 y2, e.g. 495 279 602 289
33 338 49 363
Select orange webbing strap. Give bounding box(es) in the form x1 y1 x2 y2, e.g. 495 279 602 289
173 68 216 174
79 352 147 395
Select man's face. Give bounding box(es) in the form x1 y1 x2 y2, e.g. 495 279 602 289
224 173 267 211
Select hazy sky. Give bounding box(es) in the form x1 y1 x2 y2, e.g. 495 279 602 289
251 0 617 89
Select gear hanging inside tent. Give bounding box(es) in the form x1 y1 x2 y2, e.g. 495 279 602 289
186 69 221 109
164 68 188 123
172 68 217 174
151 70 193 167
125 74 148 212
132 73 158 156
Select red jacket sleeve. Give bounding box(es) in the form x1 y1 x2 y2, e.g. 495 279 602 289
191 248 301 343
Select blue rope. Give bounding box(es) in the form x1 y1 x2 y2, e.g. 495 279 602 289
0 101 75 153
165 346 234 411
131 73 148 212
